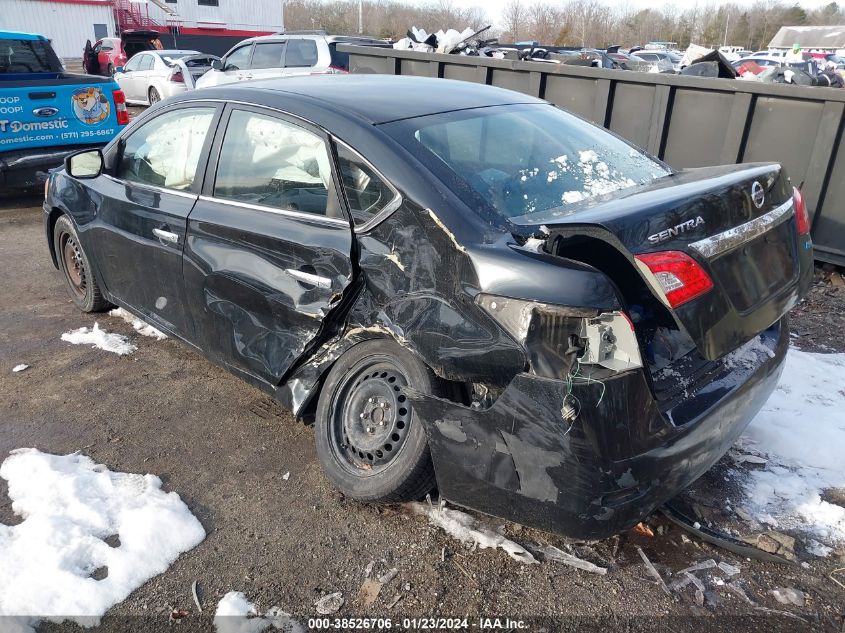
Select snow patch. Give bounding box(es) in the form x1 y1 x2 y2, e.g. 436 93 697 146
214 592 303 633
738 347 845 549
522 237 546 253
109 308 167 340
408 501 536 564
12 364 29 373
61 323 136 355
0 449 205 632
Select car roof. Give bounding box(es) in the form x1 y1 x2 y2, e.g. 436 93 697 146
154 50 201 55
233 33 385 46
190 75 545 125
0 31 47 41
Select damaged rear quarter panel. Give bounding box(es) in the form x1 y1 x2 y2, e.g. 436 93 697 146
408 323 789 540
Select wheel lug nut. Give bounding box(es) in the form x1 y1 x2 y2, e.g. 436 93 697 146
366 426 375 433
360 412 368 419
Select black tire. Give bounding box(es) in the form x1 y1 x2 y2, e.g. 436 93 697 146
107 63 114 76
53 215 111 313
315 339 439 502
148 87 160 105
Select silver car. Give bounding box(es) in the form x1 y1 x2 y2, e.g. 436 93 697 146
115 50 219 105
195 32 390 89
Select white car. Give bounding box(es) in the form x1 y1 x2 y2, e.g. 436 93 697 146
195 32 389 89
115 50 219 105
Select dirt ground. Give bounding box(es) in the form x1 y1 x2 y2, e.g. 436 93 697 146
1 197 844 633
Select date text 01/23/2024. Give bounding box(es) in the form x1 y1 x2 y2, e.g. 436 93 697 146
307 618 528 629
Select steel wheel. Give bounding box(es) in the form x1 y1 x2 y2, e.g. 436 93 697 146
53 214 111 313
330 356 412 475
61 232 87 299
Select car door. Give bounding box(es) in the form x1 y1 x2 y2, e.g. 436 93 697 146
184 104 354 386
115 54 141 101
133 53 156 102
90 103 222 338
247 40 286 81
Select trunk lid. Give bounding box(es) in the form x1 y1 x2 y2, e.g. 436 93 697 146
515 163 812 361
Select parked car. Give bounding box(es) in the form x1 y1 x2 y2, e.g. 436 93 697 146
733 55 783 69
44 76 813 539
195 32 390 88
83 30 160 76
633 49 682 71
115 50 219 105
0 30 128 190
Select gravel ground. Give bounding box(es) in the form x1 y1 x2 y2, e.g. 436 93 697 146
1 198 844 633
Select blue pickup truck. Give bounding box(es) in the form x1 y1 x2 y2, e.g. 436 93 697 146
1 31 129 191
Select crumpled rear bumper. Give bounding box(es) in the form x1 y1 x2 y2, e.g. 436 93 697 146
409 320 788 540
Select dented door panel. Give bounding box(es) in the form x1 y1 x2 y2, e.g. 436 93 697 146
183 198 353 385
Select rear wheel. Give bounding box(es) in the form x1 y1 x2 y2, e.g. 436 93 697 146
315 339 439 502
53 215 111 313
148 87 160 105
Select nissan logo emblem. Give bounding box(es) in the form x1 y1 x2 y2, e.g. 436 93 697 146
751 181 765 209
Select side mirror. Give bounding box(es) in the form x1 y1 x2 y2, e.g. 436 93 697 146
65 148 104 179
211 59 223 71
115 66 125 73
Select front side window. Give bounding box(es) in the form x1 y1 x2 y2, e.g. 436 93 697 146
224 45 252 70
284 39 318 67
117 107 215 191
123 55 142 72
251 42 285 69
335 143 395 226
383 104 668 223
213 110 333 216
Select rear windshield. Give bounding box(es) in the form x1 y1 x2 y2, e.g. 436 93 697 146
382 103 668 221
0 38 58 73
158 53 195 64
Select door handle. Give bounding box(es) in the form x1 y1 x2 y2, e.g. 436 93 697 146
152 227 179 244
285 269 331 289
244 73 253 80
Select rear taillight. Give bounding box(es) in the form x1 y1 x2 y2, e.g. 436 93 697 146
169 70 184 83
793 186 810 235
112 89 129 125
327 65 348 74
635 250 714 308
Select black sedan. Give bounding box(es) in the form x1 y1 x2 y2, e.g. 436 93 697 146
44 75 813 539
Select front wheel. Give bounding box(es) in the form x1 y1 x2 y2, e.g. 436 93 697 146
53 215 111 313
107 63 114 76
315 339 439 502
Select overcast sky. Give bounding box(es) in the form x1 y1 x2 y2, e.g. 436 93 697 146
436 0 840 29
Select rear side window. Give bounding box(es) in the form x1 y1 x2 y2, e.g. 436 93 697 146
284 39 318 67
0 38 57 73
251 42 284 69
328 43 348 71
117 107 215 191
213 110 336 217
137 55 154 71
335 143 396 226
